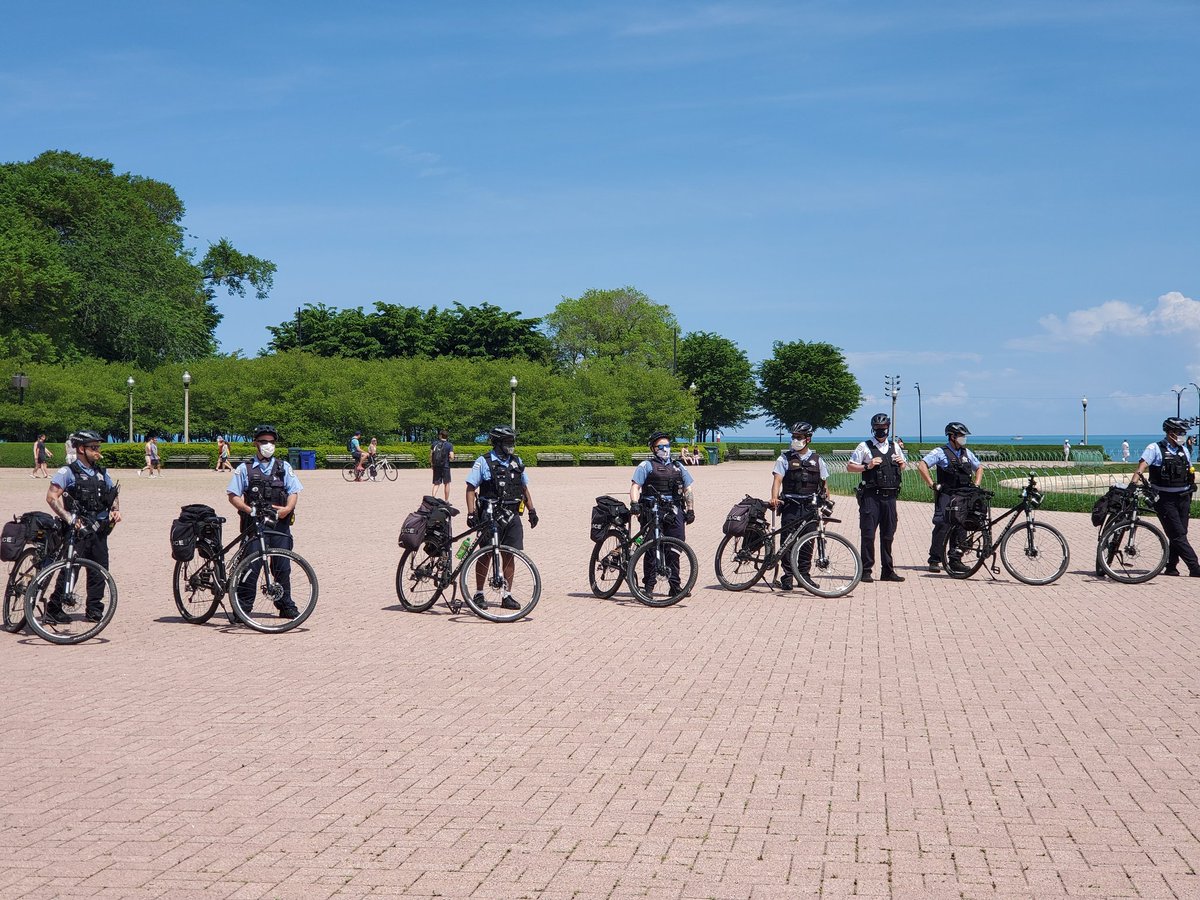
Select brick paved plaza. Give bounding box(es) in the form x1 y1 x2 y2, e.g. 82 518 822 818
1 463 1198 898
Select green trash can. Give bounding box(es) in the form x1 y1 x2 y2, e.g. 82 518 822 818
704 445 720 465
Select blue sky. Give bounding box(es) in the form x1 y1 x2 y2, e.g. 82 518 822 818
4 1 1198 438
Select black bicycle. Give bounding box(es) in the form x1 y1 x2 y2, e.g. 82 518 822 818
714 494 862 598
22 514 119 644
1095 475 1169 583
941 473 1070 584
395 498 541 623
172 507 319 633
3 513 63 635
588 494 698 607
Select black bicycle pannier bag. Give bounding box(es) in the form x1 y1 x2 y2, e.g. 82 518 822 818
945 489 990 531
723 495 768 536
1090 485 1127 528
399 496 456 552
0 518 25 562
590 496 631 541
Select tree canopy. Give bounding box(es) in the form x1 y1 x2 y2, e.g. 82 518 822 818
0 151 274 365
757 340 861 433
543 287 678 368
677 331 757 441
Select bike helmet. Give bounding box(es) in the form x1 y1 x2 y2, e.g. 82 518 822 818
945 421 971 437
789 422 814 438
1163 417 1188 435
71 429 102 447
488 425 515 445
252 424 278 441
870 413 890 430
647 431 672 447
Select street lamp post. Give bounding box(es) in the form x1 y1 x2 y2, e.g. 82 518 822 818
914 382 923 446
127 376 136 443
1081 397 1088 446
510 376 518 432
884 375 900 440
182 370 192 444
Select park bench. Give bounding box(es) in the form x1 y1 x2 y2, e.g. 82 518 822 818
536 452 576 466
580 452 616 465
728 448 776 461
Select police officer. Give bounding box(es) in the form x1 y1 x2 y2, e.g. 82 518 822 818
45 430 121 623
226 425 304 618
847 413 907 583
630 431 696 597
465 426 538 609
917 422 983 572
1132 417 1199 576
768 423 829 591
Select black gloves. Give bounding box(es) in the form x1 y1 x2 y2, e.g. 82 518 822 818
684 509 695 525
528 508 539 528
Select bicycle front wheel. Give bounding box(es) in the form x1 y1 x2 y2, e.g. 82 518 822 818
714 530 772 591
1098 520 1168 584
3 548 39 632
627 537 698 607
941 526 987 579
172 557 221 623
1000 521 1070 585
24 559 118 644
395 548 447 612
459 544 541 622
790 530 862 598
228 548 318 633
588 530 628 598
382 463 398 482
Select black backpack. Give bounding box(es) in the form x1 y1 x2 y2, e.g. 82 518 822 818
399 496 458 553
170 503 222 562
589 496 631 541
723 495 768 536
431 440 450 468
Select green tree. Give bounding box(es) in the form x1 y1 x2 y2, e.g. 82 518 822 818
543 286 678 368
757 340 861 433
677 331 757 442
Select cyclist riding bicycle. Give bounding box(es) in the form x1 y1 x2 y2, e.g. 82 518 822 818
226 425 304 619
464 426 539 610
630 431 696 597
769 422 829 591
917 421 984 573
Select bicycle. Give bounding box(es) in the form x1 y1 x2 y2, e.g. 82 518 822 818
940 473 1070 584
589 494 699 607
1095 475 1169 583
22 514 119 644
342 455 398 482
2 514 63 635
172 507 319 633
395 498 541 623
714 494 862 598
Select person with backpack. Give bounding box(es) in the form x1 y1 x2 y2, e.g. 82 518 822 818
430 429 455 501
348 430 367 481
630 431 696 597
768 422 829 591
847 413 907 583
916 422 983 573
465 426 538 610
1130 417 1199 577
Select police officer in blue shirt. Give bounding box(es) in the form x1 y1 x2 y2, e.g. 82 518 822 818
45 430 121 623
226 425 304 618
847 413 907 583
917 422 983 572
768 422 829 591
630 431 695 597
1132 417 1199 576
465 426 538 610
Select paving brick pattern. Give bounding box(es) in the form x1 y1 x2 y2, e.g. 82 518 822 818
0 463 1198 898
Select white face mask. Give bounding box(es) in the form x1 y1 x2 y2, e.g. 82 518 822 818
258 442 276 459
791 438 807 451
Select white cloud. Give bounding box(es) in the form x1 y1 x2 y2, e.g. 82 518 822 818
1009 292 1200 349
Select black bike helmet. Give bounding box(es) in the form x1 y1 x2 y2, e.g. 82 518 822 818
1163 417 1188 434
945 421 971 437
71 429 102 447
647 431 672 447
789 422 814 438
870 413 890 430
489 425 515 445
252 424 278 441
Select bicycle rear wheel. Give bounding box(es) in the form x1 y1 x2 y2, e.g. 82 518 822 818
714 530 772 591
395 548 446 612
588 530 628 598
459 544 541 622
789 530 862 598
172 557 221 623
3 548 39 632
24 559 118 644
999 521 1069 585
1097 520 1168 584
627 537 698 607
228 548 318 633
941 526 986 579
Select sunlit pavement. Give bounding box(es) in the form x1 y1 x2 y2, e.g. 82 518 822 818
0 464 1196 898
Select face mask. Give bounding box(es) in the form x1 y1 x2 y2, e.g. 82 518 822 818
654 445 671 460
258 442 275 458
791 438 807 451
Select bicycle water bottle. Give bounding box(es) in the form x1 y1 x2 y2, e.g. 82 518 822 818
456 537 473 560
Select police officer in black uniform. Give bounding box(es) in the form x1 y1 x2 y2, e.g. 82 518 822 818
917 422 983 572
847 413 907 583
45 430 121 622
1132 417 1200 576
769 422 829 591
226 425 303 618
630 431 696 596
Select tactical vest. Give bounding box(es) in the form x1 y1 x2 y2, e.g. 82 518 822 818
643 458 684 498
479 453 526 503
935 444 975 491
1149 440 1194 489
861 442 902 492
781 450 823 496
64 461 117 516
244 459 290 508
